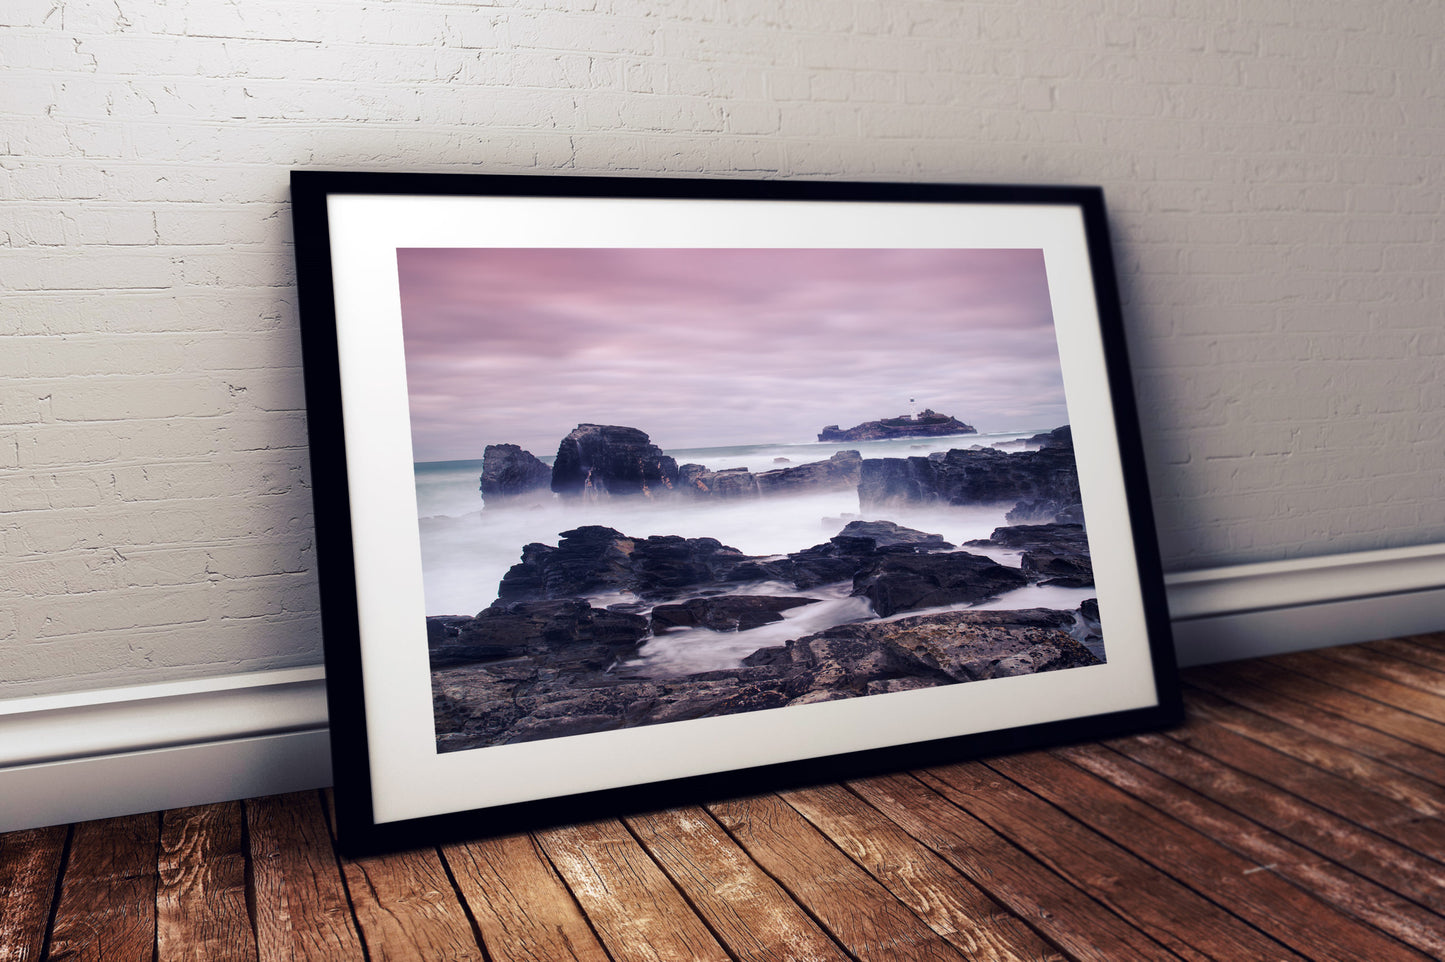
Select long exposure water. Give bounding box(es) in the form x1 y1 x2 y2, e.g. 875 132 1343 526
414 429 1100 671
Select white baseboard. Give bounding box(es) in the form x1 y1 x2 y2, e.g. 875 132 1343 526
1164 542 1445 666
0 667 331 833
3 543 1442 833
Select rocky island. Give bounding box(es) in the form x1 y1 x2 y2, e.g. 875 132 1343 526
818 409 976 442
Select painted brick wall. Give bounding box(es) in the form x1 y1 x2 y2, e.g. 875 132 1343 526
3 0 1442 697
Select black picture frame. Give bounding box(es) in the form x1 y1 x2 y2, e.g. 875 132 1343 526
290 170 1181 854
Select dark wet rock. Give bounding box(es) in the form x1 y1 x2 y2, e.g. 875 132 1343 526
1029 425 1073 448
818 409 976 442
832 519 954 551
479 444 551 504
1005 498 1085 525
678 450 862 499
978 522 1089 551
498 520 963 609
650 595 819 633
968 523 1093 587
433 605 1103 751
426 615 473 647
1075 598 1103 652
754 450 861 493
428 598 649 669
496 526 755 603
858 425 1079 509
728 520 956 591
781 628 960 695
551 424 679 499
678 464 759 498
641 671 802 726
1021 549 1093 587
852 551 1029 617
494 527 637 601
805 608 1100 682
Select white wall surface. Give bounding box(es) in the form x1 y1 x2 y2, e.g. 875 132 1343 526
3 0 1442 698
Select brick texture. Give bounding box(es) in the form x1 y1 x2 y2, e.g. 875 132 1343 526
2 0 1443 696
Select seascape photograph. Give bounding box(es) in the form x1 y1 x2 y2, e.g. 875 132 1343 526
395 246 1105 753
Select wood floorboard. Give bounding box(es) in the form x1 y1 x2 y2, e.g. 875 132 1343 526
625 805 856 962
155 802 256 962
1055 741 1445 959
916 760 1306 961
4 638 1445 962
0 824 67 962
440 831 612 962
1360 636 1445 675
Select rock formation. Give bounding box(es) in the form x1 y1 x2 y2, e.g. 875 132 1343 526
755 450 861 493
677 450 862 500
431 605 1102 751
495 520 979 607
495 526 754 603
678 464 761 499
650 595 818 633
478 444 551 504
969 523 1094 587
857 425 1080 508
551 424 679 499
851 551 1031 618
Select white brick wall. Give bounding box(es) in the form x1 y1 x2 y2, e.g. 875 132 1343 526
3 0 1443 697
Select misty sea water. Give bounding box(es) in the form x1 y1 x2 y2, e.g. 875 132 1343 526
414 429 1099 672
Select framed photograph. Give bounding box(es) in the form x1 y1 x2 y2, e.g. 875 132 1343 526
291 171 1181 853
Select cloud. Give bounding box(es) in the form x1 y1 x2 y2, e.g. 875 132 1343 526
397 248 1066 460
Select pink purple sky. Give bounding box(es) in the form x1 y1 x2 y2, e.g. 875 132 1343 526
396 247 1068 463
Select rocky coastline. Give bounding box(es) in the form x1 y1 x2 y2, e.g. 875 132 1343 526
431 517 1100 751
437 418 1098 751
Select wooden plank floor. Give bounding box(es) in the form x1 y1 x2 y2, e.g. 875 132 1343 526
4 633 1445 961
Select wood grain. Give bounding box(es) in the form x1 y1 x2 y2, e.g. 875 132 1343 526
992 749 1433 962
1272 649 1445 725
441 831 610 962
627 804 853 962
1058 740 1445 959
1195 658 1445 754
1361 636 1445 674
918 761 1305 961
0 824 67 962
156 801 257 962
537 819 731 962
339 845 483 962
780 782 1065 962
845 772 1179 961
1316 642 1445 697
247 791 366 961
1183 666 1445 788
1394 631 1445 654
1106 731 1445 914
1165 715 1445 860
709 792 967 961
1183 686 1445 814
46 813 160 962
